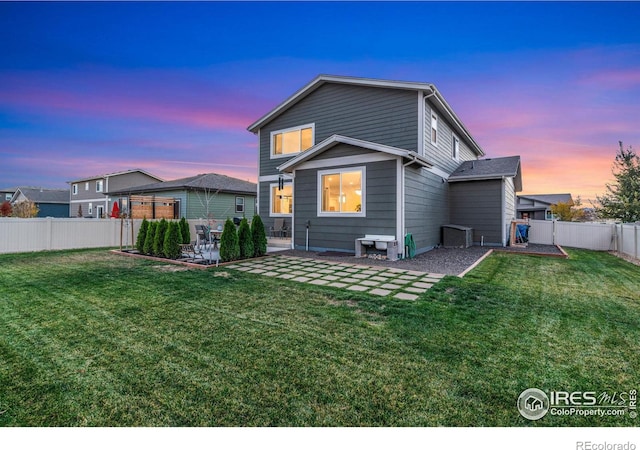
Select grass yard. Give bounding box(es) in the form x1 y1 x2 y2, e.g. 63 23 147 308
0 248 638 426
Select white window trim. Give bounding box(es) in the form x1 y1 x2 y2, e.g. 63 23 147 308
269 123 315 159
431 112 438 146
452 133 460 161
235 196 245 214
317 166 366 218
72 184 78 195
88 202 93 215
96 180 103 193
85 182 89 191
269 182 293 217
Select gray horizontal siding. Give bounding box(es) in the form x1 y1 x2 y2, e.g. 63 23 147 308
293 159 397 252
424 100 477 173
259 84 418 176
404 167 450 253
187 191 255 221
449 180 503 245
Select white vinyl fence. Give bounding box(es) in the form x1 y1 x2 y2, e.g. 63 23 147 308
0 218 144 254
528 219 640 259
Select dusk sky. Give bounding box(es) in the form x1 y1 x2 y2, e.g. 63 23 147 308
1 1 639 202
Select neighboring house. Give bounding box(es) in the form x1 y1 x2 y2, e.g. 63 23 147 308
108 172 256 220
517 193 573 220
68 169 162 218
1 187 17 203
247 74 523 255
11 187 69 217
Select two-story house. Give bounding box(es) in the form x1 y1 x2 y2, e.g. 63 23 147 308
248 75 522 256
68 169 162 218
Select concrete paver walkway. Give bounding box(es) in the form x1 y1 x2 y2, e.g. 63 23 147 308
225 255 445 300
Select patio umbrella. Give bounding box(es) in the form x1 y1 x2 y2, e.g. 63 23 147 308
110 201 120 218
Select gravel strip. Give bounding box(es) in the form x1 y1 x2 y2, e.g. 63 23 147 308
271 244 565 276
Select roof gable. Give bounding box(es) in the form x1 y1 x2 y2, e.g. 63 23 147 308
449 156 523 191
13 187 69 204
247 74 484 157
68 169 162 184
277 134 432 173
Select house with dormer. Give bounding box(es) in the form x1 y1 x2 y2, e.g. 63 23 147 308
248 75 522 256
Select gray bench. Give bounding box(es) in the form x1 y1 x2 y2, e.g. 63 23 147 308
355 235 399 261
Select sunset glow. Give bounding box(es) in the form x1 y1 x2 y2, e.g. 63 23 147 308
1 2 639 203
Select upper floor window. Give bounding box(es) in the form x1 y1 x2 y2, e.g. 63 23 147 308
235 196 245 214
431 113 438 146
318 167 365 217
85 182 89 191
270 124 314 158
72 184 78 195
452 134 460 160
96 180 103 193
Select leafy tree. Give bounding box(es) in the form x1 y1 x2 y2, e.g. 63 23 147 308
136 218 149 253
219 218 240 262
550 197 585 222
12 201 39 218
596 142 640 222
251 215 267 257
153 218 168 256
163 221 183 259
179 217 191 244
0 201 11 217
143 221 156 255
237 218 254 260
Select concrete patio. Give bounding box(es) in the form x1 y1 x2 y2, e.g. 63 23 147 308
225 255 445 300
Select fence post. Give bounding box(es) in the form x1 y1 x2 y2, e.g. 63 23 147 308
635 225 638 260
552 220 557 245
47 217 53 250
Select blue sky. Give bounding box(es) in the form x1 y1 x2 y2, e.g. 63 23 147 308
1 1 639 201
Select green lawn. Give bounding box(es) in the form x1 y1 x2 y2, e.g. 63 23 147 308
0 248 638 426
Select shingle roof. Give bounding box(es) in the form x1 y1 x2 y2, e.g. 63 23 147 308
15 187 69 204
518 193 573 206
67 169 162 184
448 156 522 191
109 173 257 196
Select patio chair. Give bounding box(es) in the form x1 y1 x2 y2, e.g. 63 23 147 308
270 218 287 238
194 224 210 248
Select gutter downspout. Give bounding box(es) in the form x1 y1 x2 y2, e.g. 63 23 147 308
501 176 506 246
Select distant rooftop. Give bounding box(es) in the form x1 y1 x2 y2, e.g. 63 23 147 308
14 187 69 204
67 169 162 184
109 172 257 196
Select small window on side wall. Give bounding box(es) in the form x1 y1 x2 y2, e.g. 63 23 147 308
235 196 245 214
452 134 460 160
96 180 103 193
72 184 78 195
431 112 438 146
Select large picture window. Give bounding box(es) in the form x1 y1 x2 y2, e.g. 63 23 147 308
318 167 365 216
271 183 293 216
270 124 314 158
